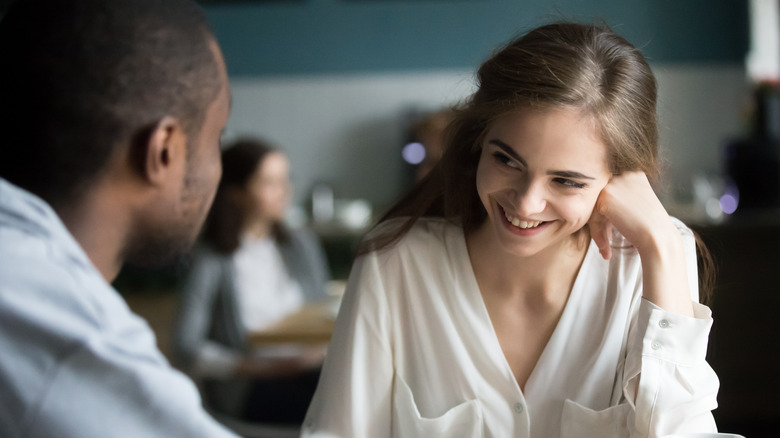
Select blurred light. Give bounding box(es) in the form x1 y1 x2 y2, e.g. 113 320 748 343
720 182 739 215
706 198 724 220
720 194 739 214
402 142 426 165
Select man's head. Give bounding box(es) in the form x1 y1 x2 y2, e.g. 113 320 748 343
0 0 230 269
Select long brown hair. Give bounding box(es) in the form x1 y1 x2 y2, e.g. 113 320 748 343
360 22 714 303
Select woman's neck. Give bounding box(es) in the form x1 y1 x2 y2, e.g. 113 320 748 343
243 217 274 240
465 222 589 307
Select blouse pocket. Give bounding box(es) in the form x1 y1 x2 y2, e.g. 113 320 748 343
392 373 483 438
560 399 631 438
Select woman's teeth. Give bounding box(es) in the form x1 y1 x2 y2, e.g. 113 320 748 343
504 211 542 229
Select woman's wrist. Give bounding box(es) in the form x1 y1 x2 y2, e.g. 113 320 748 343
634 218 681 261
637 220 695 317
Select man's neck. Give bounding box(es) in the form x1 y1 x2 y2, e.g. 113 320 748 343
55 189 130 283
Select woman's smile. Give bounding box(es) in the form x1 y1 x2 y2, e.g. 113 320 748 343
474 108 612 257
499 204 551 235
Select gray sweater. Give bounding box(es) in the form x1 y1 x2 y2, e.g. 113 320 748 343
172 228 330 416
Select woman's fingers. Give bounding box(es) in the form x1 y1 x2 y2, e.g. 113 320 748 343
591 171 674 255
588 198 613 260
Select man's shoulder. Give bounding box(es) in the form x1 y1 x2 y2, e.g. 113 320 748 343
0 229 185 432
0 245 110 351
0 226 127 434
0 208 133 345
0 222 78 296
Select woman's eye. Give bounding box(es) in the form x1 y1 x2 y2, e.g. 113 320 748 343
492 151 519 169
554 178 585 189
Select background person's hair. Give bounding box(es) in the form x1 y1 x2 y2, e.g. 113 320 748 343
359 22 714 302
0 0 221 208
201 138 290 254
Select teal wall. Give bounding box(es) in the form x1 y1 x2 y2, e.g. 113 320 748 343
203 0 749 77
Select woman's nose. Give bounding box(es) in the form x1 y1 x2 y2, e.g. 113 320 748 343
514 179 547 216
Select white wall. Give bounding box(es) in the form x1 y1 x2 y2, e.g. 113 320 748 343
654 64 748 182
226 64 748 214
227 70 476 212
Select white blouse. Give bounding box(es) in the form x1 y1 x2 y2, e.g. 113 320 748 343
302 217 719 438
233 235 303 332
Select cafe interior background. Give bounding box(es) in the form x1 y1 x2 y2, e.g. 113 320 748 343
2 0 777 435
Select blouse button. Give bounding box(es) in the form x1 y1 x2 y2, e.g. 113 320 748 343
514 402 524 414
659 319 670 328
651 341 661 350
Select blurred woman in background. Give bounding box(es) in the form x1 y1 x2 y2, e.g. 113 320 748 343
174 138 330 426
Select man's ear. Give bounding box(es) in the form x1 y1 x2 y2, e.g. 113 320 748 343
142 116 187 186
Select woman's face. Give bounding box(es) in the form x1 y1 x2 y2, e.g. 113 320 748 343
474 108 611 258
242 152 291 223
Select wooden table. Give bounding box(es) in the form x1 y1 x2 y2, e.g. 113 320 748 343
249 302 337 346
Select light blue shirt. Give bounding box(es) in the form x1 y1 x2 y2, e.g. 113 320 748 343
0 178 237 438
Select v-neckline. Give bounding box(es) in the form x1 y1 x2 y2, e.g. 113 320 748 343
455 227 598 396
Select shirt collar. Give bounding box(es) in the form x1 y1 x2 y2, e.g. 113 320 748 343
0 177 94 271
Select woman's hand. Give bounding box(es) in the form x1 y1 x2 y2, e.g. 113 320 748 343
589 171 695 316
589 172 675 260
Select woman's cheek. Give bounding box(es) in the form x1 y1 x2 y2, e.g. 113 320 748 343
565 197 599 226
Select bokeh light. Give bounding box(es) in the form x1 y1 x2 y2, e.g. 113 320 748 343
402 142 426 165
719 194 738 214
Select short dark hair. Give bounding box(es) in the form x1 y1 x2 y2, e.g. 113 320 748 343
0 0 222 206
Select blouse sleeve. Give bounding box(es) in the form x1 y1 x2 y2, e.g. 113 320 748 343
621 226 720 437
301 251 395 438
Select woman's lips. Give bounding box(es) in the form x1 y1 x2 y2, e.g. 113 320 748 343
504 209 542 229
499 205 550 235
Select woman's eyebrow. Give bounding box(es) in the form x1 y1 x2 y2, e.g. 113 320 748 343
488 139 595 180
488 139 527 167
548 170 595 180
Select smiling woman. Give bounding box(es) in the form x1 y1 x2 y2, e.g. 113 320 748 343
473 109 611 259
302 22 720 438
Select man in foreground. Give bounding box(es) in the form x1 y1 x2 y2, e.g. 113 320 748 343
0 0 239 436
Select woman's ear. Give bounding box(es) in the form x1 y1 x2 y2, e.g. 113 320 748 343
142 116 187 186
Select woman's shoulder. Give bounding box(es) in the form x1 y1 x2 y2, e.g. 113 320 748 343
281 226 317 245
278 226 328 261
300 226 330 246
405 216 461 240
369 216 462 255
353 218 467 301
